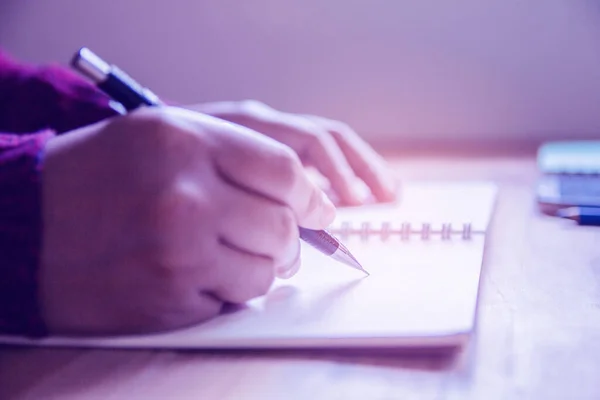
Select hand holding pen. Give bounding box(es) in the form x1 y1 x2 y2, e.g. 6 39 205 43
41 60 352 334
71 47 367 274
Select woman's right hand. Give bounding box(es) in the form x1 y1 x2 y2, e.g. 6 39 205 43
40 106 336 335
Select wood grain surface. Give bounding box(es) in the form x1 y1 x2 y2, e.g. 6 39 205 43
2 152 599 400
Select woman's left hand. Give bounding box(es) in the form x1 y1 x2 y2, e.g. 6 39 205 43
188 100 398 206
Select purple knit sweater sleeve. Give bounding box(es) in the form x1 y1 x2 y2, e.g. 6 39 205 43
0 50 117 336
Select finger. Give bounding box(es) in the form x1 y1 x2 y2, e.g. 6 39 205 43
275 243 301 279
209 239 276 304
306 116 398 202
291 119 366 206
218 183 300 269
187 103 366 206
232 108 368 206
216 106 367 206
171 109 337 229
187 100 274 127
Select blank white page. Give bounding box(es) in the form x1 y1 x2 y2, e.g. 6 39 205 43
0 182 497 349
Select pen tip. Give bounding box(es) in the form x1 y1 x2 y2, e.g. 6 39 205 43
350 256 370 276
329 240 369 275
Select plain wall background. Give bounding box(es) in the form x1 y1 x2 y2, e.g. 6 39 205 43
1 0 600 147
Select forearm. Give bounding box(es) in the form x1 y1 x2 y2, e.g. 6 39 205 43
0 130 54 336
0 49 119 336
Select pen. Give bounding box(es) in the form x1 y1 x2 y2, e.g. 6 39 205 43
556 206 600 226
70 47 367 275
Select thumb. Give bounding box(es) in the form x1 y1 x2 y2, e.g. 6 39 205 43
296 187 337 230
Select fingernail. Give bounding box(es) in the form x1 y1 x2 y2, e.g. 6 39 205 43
276 245 302 279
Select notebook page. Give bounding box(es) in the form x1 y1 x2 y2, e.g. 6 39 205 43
0 181 497 349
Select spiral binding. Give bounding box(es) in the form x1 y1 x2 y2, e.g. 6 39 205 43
329 222 483 241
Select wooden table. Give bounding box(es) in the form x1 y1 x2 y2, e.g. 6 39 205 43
2 151 600 400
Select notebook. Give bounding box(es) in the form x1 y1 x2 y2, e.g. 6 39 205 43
0 181 497 350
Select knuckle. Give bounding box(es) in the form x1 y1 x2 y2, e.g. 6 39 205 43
311 116 352 137
153 181 208 222
239 99 272 116
175 185 212 226
143 182 213 263
330 120 352 135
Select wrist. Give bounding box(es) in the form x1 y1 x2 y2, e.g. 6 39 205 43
0 130 54 336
